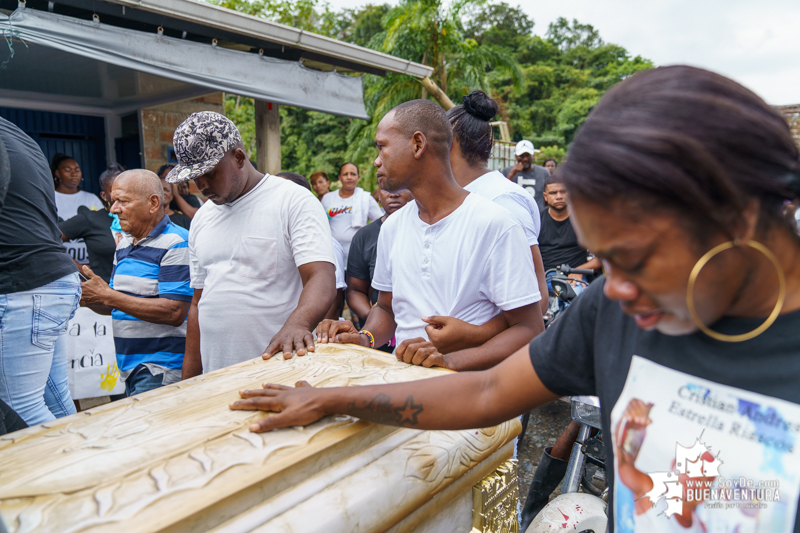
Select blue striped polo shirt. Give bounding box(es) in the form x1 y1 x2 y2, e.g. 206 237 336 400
110 215 192 372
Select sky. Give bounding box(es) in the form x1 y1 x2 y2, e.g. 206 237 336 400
325 0 800 105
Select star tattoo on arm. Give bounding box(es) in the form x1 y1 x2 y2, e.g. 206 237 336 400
346 393 424 427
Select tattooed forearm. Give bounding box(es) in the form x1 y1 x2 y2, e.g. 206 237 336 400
346 393 424 427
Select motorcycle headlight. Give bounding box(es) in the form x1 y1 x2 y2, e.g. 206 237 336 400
571 395 602 429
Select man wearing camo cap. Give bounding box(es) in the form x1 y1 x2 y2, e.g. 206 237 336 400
166 111 336 378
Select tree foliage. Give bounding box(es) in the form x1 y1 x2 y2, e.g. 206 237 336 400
207 0 653 191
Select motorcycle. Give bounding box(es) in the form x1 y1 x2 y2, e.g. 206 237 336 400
543 264 594 327
525 395 608 533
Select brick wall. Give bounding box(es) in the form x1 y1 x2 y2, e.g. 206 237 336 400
140 93 224 173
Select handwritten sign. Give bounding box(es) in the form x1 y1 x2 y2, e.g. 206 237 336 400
66 307 125 399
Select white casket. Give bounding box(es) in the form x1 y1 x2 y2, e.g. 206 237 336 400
0 344 520 533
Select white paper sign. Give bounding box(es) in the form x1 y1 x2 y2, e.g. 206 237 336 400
66 307 125 399
611 356 800 532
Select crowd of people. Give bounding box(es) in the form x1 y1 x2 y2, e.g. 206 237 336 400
2 65 798 531
0 88 580 425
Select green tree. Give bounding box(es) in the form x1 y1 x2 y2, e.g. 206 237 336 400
208 0 652 178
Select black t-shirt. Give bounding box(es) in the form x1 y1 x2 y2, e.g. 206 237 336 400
59 207 116 282
170 193 201 213
168 212 192 231
539 209 588 270
0 117 76 293
530 279 800 531
347 217 383 304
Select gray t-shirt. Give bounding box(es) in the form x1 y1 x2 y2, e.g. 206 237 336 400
530 278 800 532
501 164 550 213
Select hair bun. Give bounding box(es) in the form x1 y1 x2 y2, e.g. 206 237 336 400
461 91 499 122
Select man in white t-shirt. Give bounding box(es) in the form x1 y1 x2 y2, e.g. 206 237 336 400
166 112 336 377
317 100 544 371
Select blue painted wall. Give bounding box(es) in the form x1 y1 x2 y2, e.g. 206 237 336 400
0 107 107 196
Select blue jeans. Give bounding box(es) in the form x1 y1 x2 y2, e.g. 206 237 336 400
124 364 165 397
0 273 80 426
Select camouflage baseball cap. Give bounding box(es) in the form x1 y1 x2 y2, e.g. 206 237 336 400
165 111 242 184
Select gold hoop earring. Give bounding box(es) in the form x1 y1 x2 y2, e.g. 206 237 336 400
686 240 786 343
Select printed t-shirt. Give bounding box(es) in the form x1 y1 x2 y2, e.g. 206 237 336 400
539 209 588 270
59 207 117 282
55 190 104 264
501 164 550 213
529 278 800 532
321 187 383 265
110 215 191 375
0 117 76 294
189 174 335 373
347 217 383 304
372 193 541 346
464 170 541 246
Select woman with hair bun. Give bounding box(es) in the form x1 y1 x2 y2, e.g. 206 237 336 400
445 90 549 316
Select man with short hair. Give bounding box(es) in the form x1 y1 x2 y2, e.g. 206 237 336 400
168 112 336 378
539 174 601 272
318 100 544 371
79 169 192 396
502 140 550 213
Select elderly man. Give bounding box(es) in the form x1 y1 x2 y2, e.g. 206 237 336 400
167 112 335 378
79 169 191 396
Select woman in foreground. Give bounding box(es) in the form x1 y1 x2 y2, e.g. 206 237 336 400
232 66 800 532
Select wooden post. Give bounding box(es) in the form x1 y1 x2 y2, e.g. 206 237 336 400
255 100 281 175
419 76 455 110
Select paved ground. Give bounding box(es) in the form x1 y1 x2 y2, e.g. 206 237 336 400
515 399 572 507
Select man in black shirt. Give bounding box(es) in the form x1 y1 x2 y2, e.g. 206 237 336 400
0 117 80 426
539 174 601 272
345 183 413 327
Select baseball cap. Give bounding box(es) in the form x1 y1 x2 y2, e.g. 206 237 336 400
515 140 540 156
165 111 242 184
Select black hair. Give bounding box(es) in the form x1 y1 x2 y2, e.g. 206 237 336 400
309 171 330 183
277 171 313 192
543 158 557 167
156 164 174 178
544 173 564 189
99 162 126 192
50 153 76 182
392 99 453 159
338 162 360 177
560 65 800 239
445 90 498 166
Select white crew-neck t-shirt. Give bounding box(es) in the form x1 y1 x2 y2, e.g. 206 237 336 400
189 174 335 372
321 187 383 265
55 190 104 264
372 192 541 346
463 170 541 246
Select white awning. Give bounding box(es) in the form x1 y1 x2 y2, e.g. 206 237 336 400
0 6 369 119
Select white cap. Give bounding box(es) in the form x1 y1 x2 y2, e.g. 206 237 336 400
515 140 540 156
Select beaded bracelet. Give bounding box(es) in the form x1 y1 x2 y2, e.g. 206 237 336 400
359 330 375 349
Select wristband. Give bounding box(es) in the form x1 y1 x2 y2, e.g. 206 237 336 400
359 330 375 349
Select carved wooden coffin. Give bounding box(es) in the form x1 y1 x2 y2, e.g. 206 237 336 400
0 344 520 533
